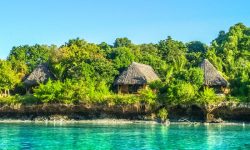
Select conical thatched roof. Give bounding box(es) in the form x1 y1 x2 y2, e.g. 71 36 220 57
200 59 228 87
24 64 54 86
114 62 160 85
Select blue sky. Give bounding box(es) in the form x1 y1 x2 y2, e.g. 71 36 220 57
0 0 250 59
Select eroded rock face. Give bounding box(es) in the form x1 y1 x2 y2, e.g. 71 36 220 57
168 105 205 122
0 103 249 122
0 104 155 120
166 103 250 122
213 106 250 122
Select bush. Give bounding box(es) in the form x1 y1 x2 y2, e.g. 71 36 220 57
198 87 222 104
33 79 112 104
149 80 165 91
163 81 197 105
0 94 39 105
34 80 63 103
0 96 17 105
157 108 168 122
17 94 40 104
138 88 157 105
105 94 140 105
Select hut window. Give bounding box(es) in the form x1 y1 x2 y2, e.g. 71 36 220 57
128 84 143 93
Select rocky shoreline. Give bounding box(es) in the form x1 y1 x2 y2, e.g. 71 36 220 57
0 118 249 127
0 103 250 123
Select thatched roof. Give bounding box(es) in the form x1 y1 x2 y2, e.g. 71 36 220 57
200 59 228 87
114 62 160 85
24 64 54 86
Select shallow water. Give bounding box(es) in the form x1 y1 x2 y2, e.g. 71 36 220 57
0 123 250 150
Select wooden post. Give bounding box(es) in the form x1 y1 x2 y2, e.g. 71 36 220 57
124 85 129 94
117 85 121 94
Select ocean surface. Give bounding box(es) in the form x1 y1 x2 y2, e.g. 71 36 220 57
0 122 249 150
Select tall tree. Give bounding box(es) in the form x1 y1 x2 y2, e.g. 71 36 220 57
107 47 135 70
210 23 250 100
8 44 56 73
186 41 208 67
0 60 20 96
114 37 133 48
158 36 187 71
51 38 118 84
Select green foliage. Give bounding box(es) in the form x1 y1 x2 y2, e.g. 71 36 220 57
33 79 158 105
0 60 20 93
209 23 250 100
1 23 250 106
174 68 204 89
105 91 156 105
157 108 168 122
158 67 203 106
0 96 18 105
187 41 207 53
158 36 187 71
108 47 135 70
137 44 168 79
34 79 112 104
138 88 157 105
0 94 38 104
8 44 55 73
17 95 39 104
162 81 196 105
186 41 207 67
51 38 118 84
34 80 63 103
149 80 165 91
98 42 112 55
198 87 223 105
114 37 132 48
106 94 140 105
205 48 223 71
90 58 119 84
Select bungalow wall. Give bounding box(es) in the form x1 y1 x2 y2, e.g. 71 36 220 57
205 85 229 94
117 84 146 94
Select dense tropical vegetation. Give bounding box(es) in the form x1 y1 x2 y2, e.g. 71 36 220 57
0 23 249 111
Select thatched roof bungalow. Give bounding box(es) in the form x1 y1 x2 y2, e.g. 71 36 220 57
114 62 160 94
200 59 229 93
24 63 54 87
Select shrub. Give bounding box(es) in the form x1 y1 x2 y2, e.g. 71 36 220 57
33 79 112 104
0 96 17 105
107 94 140 105
149 80 165 91
17 94 40 104
138 88 157 105
157 108 168 122
34 79 63 103
163 81 197 105
198 87 222 105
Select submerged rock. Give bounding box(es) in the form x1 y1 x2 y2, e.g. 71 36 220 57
34 115 69 122
210 118 224 123
34 116 48 121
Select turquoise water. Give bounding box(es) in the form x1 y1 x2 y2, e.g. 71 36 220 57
0 123 250 150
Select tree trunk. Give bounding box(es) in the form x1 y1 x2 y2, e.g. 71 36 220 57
26 88 30 95
4 90 6 97
203 104 223 123
205 112 214 122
